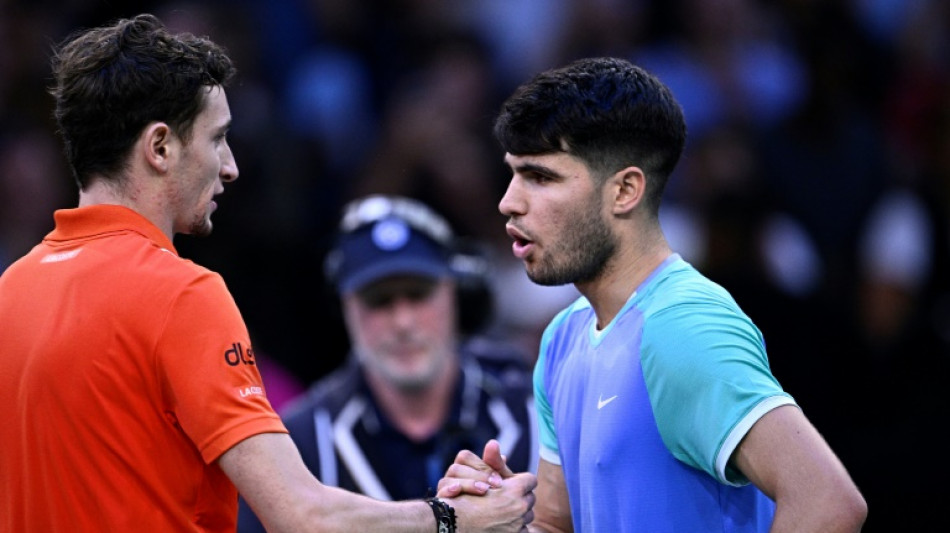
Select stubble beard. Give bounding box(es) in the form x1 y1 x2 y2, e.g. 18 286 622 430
527 202 617 287
360 344 450 394
188 211 213 238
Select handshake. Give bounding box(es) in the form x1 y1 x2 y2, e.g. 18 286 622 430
433 439 538 533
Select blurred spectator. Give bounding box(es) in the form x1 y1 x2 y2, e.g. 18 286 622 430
237 195 537 531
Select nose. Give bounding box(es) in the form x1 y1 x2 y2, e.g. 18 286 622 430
498 177 524 217
390 298 418 329
221 142 239 183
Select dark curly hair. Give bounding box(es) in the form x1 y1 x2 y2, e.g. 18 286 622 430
49 13 236 189
493 57 687 215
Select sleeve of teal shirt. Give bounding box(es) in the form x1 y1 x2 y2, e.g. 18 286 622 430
533 304 577 466
640 296 795 485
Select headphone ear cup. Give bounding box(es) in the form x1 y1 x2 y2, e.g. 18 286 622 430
449 238 495 336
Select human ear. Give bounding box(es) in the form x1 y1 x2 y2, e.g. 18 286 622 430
612 166 646 215
143 122 172 173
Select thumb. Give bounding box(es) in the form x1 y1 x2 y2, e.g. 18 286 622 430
482 439 514 478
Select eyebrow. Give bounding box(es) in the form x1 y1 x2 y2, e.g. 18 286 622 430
508 160 566 180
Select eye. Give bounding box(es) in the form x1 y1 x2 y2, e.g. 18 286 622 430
404 284 436 302
528 171 554 184
214 128 230 144
357 280 438 309
361 293 395 309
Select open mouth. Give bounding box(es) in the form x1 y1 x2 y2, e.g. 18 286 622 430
507 225 534 259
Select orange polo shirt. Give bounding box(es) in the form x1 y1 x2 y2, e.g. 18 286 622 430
0 205 287 532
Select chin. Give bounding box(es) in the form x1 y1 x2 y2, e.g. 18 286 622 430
386 363 440 390
188 217 214 238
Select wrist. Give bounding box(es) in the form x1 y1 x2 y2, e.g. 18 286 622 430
425 497 457 533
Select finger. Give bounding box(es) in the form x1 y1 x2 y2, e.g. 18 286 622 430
453 448 500 474
444 462 502 488
481 439 515 478
451 447 505 486
453 448 482 466
436 478 492 498
525 490 536 512
436 480 461 498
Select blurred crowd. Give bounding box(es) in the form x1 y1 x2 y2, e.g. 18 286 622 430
2 0 948 529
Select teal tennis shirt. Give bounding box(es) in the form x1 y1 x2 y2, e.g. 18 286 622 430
534 254 795 531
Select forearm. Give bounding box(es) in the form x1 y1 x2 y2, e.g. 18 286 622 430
289 487 434 533
224 433 535 533
221 433 434 533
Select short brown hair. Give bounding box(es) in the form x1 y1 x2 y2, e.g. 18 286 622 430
49 13 236 189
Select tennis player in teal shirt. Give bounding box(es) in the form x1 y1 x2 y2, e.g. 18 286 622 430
438 57 866 532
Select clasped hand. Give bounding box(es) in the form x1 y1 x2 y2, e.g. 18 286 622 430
437 439 537 532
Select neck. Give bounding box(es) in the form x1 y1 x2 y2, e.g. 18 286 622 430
365 359 459 442
78 177 174 241
578 229 672 330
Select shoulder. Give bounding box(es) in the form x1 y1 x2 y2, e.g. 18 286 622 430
645 260 738 312
152 247 223 288
639 260 756 336
117 236 228 303
634 260 766 371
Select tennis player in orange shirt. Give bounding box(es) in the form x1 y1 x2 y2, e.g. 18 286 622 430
0 13 534 533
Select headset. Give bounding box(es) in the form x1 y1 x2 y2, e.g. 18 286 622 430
323 195 495 336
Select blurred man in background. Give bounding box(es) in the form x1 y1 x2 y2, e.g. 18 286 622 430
239 194 538 531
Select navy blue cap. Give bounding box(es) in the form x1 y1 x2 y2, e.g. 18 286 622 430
326 196 454 293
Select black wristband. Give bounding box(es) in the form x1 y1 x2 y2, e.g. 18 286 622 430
425 497 457 533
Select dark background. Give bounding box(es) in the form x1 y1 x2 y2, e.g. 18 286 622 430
2 0 949 529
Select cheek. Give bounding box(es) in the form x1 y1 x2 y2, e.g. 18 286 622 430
193 152 218 187
343 304 376 342
536 208 570 242
418 294 457 332
550 194 596 231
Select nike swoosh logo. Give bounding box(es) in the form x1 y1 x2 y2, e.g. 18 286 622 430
597 394 619 410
